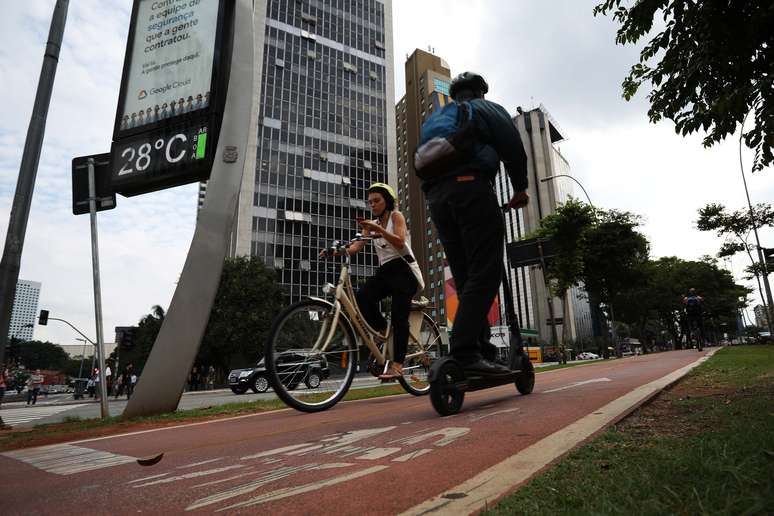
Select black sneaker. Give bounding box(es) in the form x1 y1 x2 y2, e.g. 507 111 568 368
462 358 511 376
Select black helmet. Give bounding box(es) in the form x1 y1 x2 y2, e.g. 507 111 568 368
449 72 489 100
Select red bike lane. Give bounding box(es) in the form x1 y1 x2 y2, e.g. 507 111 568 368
0 349 711 515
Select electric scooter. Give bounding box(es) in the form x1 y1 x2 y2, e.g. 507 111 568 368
428 261 536 416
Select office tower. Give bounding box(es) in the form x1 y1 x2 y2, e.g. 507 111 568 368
395 49 452 323
7 280 41 341
496 105 593 347
226 0 396 300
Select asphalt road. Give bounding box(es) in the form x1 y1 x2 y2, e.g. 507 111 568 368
0 349 711 515
0 374 392 428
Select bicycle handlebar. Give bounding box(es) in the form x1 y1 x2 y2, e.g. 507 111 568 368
321 234 375 258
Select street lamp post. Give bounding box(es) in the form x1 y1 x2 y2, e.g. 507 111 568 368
75 337 88 380
43 316 108 417
540 174 595 209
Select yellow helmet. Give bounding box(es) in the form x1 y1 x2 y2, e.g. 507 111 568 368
367 182 397 203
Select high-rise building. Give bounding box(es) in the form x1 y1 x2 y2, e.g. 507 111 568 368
395 49 452 323
7 280 41 341
496 105 594 346
225 0 396 300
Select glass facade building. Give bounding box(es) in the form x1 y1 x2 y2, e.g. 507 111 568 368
233 0 396 300
7 280 41 342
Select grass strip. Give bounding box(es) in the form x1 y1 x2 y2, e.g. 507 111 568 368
485 345 774 516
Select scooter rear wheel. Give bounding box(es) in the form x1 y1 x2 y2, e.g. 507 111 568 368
429 358 465 416
514 354 535 395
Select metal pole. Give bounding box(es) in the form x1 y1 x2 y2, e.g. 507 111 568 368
537 240 560 359
610 303 620 358
738 109 774 336
88 158 109 418
540 175 595 209
76 338 87 379
0 0 69 380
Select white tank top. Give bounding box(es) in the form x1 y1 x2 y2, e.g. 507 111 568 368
372 212 415 266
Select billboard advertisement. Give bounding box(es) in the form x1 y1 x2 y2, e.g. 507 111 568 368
119 0 220 131
443 259 501 329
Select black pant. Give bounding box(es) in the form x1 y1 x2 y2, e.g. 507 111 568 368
427 177 503 363
356 258 417 363
27 387 40 405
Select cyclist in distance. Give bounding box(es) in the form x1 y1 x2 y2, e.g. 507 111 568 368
420 72 529 376
319 183 421 381
682 287 705 347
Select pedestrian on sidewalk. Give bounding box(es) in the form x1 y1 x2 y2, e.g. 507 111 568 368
87 376 95 398
26 370 44 405
121 364 133 399
128 371 137 400
105 364 113 396
0 367 8 409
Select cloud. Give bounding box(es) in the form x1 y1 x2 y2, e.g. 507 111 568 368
0 1 196 346
392 0 774 313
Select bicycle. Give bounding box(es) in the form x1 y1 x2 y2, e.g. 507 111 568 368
264 235 443 412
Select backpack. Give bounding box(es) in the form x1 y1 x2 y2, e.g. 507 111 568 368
414 101 478 180
685 295 702 316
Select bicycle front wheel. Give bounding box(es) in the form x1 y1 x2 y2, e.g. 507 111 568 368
399 312 442 396
265 299 357 412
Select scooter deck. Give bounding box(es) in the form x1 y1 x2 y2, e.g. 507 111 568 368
442 369 522 393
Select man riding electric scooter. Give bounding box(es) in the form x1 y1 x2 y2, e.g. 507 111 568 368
416 71 530 378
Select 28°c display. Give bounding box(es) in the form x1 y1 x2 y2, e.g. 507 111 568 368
111 123 210 197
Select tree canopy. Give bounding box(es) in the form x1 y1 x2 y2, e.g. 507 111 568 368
594 0 773 171
197 256 285 374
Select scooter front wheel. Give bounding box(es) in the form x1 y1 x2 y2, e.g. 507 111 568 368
429 358 465 416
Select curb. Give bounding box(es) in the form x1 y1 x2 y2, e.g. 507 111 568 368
402 348 719 516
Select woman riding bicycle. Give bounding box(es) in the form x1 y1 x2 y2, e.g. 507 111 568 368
320 183 422 381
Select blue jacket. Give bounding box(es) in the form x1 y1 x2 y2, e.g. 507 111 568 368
421 98 528 193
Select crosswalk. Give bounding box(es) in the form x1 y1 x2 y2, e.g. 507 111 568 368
2 443 136 475
0 404 88 428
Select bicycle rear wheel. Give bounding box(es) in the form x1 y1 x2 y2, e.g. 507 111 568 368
265 299 357 412
399 312 442 396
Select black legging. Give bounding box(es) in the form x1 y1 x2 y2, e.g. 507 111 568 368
356 258 417 363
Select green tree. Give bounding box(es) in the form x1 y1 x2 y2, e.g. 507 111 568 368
197 256 285 378
534 203 649 357
535 199 597 361
10 340 70 370
640 256 750 348
594 0 773 171
696 202 774 326
582 210 650 356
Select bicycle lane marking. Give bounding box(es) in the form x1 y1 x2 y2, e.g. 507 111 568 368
171 424 475 511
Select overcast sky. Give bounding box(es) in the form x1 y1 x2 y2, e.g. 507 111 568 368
1 1 772 346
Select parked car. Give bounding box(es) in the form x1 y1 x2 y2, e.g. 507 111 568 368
577 352 600 360
227 351 330 395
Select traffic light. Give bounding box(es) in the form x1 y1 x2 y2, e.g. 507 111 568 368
115 326 138 349
764 247 774 269
38 309 49 325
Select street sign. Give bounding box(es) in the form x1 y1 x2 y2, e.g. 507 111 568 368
111 0 234 197
507 237 557 267
546 317 564 326
72 154 117 215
